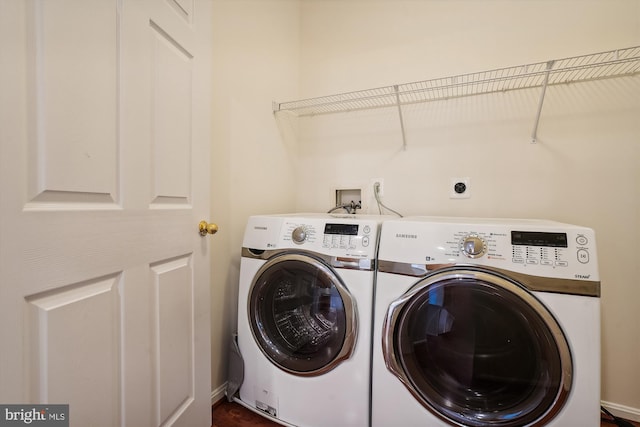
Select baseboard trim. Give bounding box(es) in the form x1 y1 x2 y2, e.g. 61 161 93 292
211 382 227 405
602 400 640 422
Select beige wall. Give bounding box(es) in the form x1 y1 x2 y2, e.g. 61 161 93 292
210 0 300 400
211 0 640 419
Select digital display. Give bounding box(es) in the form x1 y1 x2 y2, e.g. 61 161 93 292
511 231 568 248
324 223 359 236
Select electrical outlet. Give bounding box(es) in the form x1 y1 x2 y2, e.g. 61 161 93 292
450 177 471 199
371 178 384 197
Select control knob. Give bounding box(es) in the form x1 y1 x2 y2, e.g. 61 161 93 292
461 234 486 258
292 226 307 244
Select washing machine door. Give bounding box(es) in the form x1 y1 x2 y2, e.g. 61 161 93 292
383 267 572 427
248 252 357 376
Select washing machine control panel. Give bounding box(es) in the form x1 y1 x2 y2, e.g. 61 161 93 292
282 219 379 258
291 226 308 243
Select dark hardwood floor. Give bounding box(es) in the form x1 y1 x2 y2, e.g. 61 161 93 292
213 399 280 427
213 399 639 427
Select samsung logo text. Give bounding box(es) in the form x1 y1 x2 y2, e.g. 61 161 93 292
396 233 417 239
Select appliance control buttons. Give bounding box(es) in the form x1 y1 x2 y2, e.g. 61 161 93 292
322 234 359 249
292 226 307 244
576 235 589 245
577 249 590 264
461 235 486 258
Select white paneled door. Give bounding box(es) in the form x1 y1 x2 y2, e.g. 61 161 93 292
0 1 212 426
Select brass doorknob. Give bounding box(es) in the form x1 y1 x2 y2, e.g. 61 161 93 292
199 220 218 236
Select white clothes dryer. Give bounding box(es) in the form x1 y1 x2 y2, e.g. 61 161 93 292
372 217 601 427
236 213 388 427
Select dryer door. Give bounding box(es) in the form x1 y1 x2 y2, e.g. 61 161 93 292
248 253 357 376
383 267 571 427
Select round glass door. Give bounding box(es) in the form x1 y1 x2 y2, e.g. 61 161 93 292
249 253 357 376
383 267 572 426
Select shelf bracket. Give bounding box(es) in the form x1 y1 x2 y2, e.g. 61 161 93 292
393 85 408 150
531 60 555 143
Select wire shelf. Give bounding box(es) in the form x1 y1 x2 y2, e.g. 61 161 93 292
274 46 640 116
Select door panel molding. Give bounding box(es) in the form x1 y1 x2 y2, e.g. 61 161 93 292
25 273 122 425
150 255 195 425
26 0 119 204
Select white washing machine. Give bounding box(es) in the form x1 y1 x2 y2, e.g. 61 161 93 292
236 213 388 427
372 217 601 427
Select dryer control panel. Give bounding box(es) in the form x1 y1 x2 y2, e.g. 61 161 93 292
378 217 599 281
448 229 590 270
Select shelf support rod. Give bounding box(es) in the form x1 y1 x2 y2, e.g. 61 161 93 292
393 85 408 150
531 60 555 143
